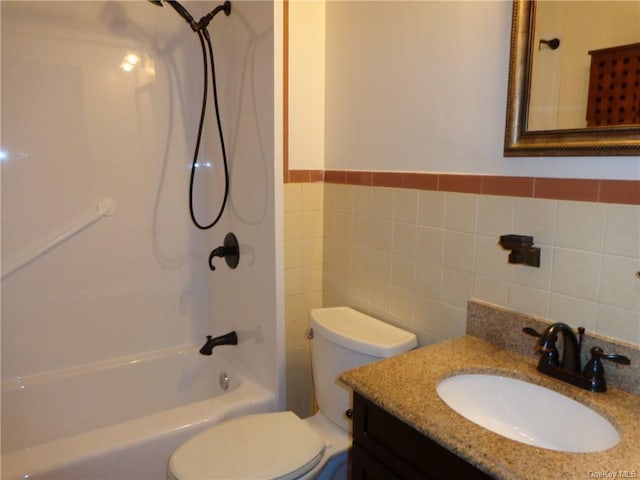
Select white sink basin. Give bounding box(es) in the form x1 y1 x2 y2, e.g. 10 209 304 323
436 374 620 452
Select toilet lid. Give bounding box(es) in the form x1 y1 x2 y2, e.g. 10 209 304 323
169 411 326 480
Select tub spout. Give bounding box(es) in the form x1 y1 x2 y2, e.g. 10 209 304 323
199 331 238 356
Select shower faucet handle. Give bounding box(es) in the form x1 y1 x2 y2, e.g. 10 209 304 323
208 232 239 271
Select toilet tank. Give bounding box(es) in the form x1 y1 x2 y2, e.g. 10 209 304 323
310 307 417 433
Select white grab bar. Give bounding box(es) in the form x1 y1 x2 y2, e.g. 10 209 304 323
1 198 116 280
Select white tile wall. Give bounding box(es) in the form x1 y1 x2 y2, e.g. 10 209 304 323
514 197 558 244
444 193 478 233
555 201 607 252
604 204 640 257
285 182 640 415
284 183 324 417
322 183 640 346
477 195 514 236
551 249 601 301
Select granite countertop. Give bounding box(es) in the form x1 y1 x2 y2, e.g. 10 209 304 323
340 335 640 480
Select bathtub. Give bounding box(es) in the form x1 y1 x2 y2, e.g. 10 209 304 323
1 345 275 479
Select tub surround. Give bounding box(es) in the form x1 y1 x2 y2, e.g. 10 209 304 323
340 301 640 479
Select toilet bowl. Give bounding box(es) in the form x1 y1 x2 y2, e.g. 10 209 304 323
167 307 417 480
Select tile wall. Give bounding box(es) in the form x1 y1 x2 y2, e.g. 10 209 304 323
284 180 640 416
324 183 640 345
284 182 324 417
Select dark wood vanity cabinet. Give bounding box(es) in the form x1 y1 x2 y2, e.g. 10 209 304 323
350 392 494 480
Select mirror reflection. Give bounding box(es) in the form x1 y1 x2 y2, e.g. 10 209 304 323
528 1 640 131
504 0 640 156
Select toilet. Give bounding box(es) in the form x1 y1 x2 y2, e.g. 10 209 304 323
168 306 417 480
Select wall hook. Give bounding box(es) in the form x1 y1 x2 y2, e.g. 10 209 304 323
499 234 540 268
209 232 239 271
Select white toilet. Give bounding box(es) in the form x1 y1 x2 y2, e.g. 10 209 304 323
168 306 417 480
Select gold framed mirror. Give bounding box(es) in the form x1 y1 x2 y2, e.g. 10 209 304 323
504 0 640 156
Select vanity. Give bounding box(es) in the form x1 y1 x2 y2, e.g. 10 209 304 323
350 390 491 479
340 300 640 480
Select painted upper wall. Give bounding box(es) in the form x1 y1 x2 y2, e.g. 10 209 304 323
296 1 639 180
289 0 325 171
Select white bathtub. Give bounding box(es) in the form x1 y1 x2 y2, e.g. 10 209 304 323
1 345 275 479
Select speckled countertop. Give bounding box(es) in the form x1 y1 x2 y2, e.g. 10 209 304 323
340 335 640 480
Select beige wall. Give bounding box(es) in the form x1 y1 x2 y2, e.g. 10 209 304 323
322 0 639 178
284 182 324 417
285 181 640 414
323 184 640 346
288 0 325 171
285 183 640 416
284 1 326 416
284 0 640 415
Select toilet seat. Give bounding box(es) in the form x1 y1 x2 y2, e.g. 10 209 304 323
168 411 326 480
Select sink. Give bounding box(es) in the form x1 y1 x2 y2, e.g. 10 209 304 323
436 374 620 452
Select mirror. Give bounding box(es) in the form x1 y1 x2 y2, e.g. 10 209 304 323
504 0 640 156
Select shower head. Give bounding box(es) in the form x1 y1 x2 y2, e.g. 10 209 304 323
148 0 196 30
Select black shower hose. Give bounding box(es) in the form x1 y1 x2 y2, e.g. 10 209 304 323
189 26 229 230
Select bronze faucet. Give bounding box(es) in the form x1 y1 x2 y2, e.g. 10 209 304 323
524 323 630 392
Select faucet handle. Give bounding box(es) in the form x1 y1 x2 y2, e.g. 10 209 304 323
522 327 542 338
523 326 560 366
589 346 631 365
583 346 631 392
208 232 240 271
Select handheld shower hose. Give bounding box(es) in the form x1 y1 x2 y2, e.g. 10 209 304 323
150 0 232 230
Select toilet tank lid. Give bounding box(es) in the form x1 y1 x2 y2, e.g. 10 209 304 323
310 307 417 358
